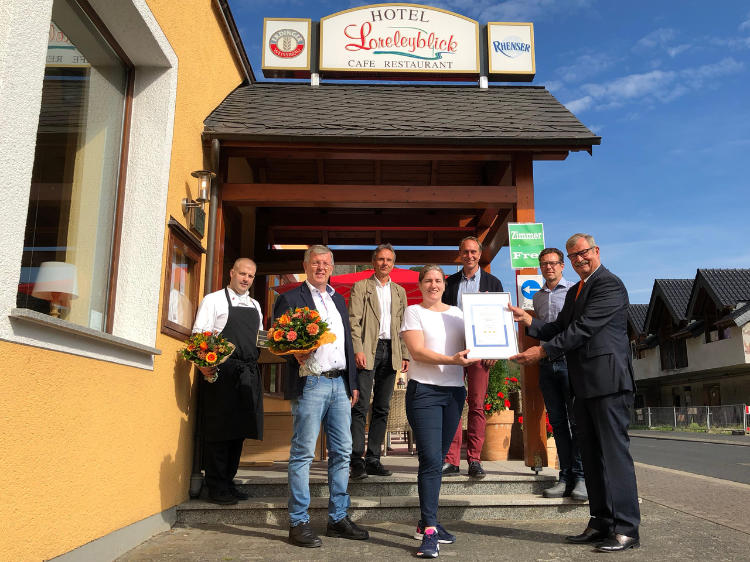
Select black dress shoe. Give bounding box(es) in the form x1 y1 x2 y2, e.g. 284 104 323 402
442 462 460 476
350 463 368 480
326 516 369 540
596 534 640 552
467 461 486 479
365 460 393 476
565 526 611 544
289 522 322 548
207 490 238 505
230 487 250 500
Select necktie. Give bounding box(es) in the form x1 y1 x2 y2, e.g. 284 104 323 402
575 282 583 300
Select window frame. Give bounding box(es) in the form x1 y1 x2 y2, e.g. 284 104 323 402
78 0 136 334
160 218 205 340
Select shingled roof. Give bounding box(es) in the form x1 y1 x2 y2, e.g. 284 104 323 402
203 83 601 147
687 269 750 318
628 304 649 335
644 279 693 333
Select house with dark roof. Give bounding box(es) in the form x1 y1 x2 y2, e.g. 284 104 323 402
631 270 750 408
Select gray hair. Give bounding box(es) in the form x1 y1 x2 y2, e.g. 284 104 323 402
372 243 396 262
304 244 334 264
459 236 483 253
418 264 446 282
565 233 596 250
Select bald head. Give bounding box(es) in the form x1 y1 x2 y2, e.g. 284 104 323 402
229 258 257 295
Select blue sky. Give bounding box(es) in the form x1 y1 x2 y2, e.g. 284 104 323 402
229 0 750 304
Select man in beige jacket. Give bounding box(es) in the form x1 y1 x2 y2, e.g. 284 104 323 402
349 243 410 479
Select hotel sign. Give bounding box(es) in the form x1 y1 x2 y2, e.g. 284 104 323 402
487 22 535 81
262 18 312 78
320 4 479 78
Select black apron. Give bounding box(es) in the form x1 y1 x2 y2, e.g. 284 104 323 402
200 289 263 442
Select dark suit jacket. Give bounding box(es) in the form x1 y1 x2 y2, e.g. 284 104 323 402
527 266 635 399
273 282 357 400
442 268 504 307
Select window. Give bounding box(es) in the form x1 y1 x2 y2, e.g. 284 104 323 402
161 219 204 339
16 0 131 332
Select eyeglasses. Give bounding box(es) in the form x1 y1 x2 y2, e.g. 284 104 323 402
539 261 562 268
310 261 333 270
566 247 596 260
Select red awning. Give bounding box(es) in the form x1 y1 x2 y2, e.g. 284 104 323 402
274 267 423 305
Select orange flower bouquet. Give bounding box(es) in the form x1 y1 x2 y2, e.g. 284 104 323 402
180 331 235 383
265 307 336 376
266 307 335 355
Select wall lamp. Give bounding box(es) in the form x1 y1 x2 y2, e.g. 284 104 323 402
182 170 216 215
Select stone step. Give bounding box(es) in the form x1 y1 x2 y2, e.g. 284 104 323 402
176 494 589 526
233 473 556 498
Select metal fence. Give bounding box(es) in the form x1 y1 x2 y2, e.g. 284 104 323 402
631 404 748 432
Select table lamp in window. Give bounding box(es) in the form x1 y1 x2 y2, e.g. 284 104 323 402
31 261 79 319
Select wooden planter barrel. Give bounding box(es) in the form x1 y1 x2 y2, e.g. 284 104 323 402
480 409 514 461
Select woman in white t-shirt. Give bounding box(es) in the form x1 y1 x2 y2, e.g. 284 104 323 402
400 265 479 558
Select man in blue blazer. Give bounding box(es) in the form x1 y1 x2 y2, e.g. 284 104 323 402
509 233 640 553
273 245 367 548
442 236 504 479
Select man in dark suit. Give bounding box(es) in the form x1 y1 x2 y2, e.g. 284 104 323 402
274 245 368 548
509 233 640 553
442 236 503 479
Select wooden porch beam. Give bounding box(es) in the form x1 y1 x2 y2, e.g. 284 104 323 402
256 249 461 271
479 209 511 265
223 183 517 208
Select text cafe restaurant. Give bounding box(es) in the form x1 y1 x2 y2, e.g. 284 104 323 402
211 4 599 467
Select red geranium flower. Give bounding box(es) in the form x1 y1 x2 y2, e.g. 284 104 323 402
518 416 523 424
484 404 491 411
504 399 511 408
497 391 504 398
510 377 518 383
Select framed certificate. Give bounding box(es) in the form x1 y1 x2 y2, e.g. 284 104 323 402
462 292 519 359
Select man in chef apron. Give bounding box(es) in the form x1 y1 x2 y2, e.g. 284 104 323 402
192 258 264 505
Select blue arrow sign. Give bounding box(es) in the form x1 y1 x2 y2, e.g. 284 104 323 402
521 279 541 300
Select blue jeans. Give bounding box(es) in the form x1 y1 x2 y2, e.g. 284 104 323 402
405 380 466 527
538 361 584 483
288 375 353 526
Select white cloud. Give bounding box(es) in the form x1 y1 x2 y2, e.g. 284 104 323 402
430 0 595 22
740 12 750 32
564 95 593 113
634 28 676 50
557 53 616 83
565 57 743 114
667 44 691 57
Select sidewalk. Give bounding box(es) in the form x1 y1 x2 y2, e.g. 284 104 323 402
630 429 750 446
118 499 750 561
118 452 750 561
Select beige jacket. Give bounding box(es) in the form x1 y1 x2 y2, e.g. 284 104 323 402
348 275 410 371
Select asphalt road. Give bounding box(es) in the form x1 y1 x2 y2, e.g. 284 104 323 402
630 436 750 484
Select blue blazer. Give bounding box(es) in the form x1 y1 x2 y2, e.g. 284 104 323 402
273 282 357 400
527 266 635 399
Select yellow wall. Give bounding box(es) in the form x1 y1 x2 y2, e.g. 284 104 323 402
0 1 245 559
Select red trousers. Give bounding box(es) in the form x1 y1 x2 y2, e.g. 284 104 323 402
444 361 489 464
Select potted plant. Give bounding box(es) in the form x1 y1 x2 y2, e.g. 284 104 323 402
480 360 521 461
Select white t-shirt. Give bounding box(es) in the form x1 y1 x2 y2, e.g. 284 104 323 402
400 304 466 386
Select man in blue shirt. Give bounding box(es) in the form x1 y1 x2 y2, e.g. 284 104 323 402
532 247 586 501
442 236 503 478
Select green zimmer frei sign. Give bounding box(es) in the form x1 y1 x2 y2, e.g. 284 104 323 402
508 223 545 269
